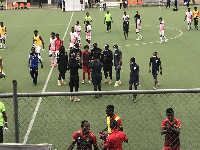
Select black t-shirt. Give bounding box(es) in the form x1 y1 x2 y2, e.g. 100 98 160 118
114 50 122 65
89 60 103 75
123 21 129 30
68 61 81 75
91 47 102 60
130 63 139 80
57 52 68 70
102 49 113 64
150 56 161 71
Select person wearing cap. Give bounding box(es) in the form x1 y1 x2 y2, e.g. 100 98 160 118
88 54 103 98
192 6 199 30
0 101 8 143
91 43 102 61
81 45 91 84
149 52 162 90
129 57 139 102
57 46 68 86
102 44 113 85
33 30 44 61
104 11 113 33
68 54 82 102
113 45 122 87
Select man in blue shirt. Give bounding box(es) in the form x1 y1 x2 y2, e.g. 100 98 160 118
166 0 170 9
28 47 43 86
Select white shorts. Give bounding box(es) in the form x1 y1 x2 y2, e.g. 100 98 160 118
86 35 91 40
187 19 192 23
77 35 81 41
159 30 164 36
0 35 6 40
100 3 103 7
70 42 75 48
35 46 41 54
49 50 56 56
159 1 162 5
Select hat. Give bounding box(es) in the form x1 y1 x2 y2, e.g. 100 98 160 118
113 45 118 48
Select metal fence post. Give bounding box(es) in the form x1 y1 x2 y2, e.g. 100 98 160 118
12 80 19 143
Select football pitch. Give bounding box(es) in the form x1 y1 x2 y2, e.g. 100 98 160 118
0 5 200 150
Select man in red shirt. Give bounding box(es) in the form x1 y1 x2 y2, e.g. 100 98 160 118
100 119 128 150
55 33 63 67
161 108 181 150
100 105 123 134
67 120 99 150
81 45 91 84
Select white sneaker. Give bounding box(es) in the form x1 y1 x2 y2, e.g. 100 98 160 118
82 80 85 84
156 82 159 86
88 80 91 83
165 39 168 43
153 86 156 90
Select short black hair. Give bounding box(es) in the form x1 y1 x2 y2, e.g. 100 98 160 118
105 44 109 49
77 21 79 24
51 32 55 36
131 57 135 63
106 105 114 112
166 108 174 114
56 33 59 36
81 120 89 127
34 30 38 33
93 43 97 47
84 45 89 49
110 119 118 129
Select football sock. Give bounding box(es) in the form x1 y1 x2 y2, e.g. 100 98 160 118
160 37 163 42
88 72 90 80
0 43 2 48
49 57 53 63
163 36 166 40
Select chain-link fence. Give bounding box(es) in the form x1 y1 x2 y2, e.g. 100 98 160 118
1 83 200 149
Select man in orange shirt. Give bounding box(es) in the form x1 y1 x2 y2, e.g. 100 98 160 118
0 22 6 49
192 6 200 30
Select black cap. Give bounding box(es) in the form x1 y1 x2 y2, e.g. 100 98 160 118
113 45 118 48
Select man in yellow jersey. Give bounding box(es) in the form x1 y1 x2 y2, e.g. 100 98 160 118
193 6 200 30
33 30 44 61
0 57 5 79
84 12 92 25
0 101 8 143
104 11 113 33
99 105 123 135
0 22 6 49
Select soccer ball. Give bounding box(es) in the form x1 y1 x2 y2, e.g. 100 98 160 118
184 2 187 5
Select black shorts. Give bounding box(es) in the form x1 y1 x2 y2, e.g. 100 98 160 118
152 70 159 77
124 28 129 33
30 67 38 76
69 75 79 88
103 64 112 72
129 78 138 85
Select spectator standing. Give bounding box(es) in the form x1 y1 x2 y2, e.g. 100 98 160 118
0 101 8 143
0 57 5 79
166 0 170 9
57 46 68 86
161 108 181 150
68 54 82 102
91 43 102 61
113 45 122 87
67 120 99 150
88 54 103 98
102 44 113 85
193 6 199 30
99 120 128 150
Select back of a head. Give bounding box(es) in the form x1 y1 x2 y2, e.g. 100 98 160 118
166 108 174 114
59 46 65 54
110 119 118 129
106 105 114 112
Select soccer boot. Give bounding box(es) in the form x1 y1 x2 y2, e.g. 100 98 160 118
70 96 73 102
82 80 85 84
51 62 54 67
165 39 168 43
118 80 122 85
103 79 108 83
109 80 112 85
54 63 57 67
114 81 119 87
62 79 67 85
74 96 80 102
57 80 61 86
136 38 140 41
141 36 143 40
88 80 91 83
153 86 156 90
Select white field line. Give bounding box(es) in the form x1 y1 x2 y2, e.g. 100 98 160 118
22 11 74 144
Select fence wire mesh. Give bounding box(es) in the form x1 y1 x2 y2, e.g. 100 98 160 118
1 92 200 150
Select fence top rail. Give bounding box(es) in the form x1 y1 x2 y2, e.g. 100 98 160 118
1 89 200 98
